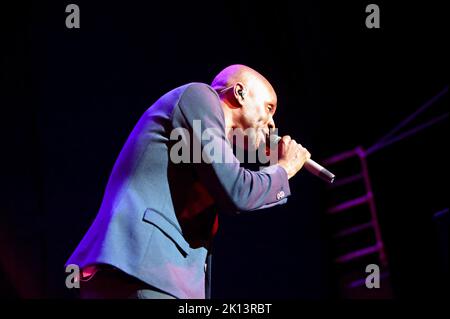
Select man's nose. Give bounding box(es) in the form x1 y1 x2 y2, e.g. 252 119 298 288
262 117 276 137
267 117 276 130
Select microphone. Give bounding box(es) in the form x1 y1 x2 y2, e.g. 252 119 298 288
269 134 336 184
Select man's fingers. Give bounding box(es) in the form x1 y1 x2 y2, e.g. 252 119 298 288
281 135 291 144
305 150 311 160
298 145 311 161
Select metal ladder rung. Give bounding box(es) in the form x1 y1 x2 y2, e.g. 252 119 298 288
335 243 382 264
323 148 359 166
333 222 373 238
327 193 372 214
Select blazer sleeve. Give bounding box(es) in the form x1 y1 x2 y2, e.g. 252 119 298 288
171 83 291 214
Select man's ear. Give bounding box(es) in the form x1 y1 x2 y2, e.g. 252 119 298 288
233 82 246 106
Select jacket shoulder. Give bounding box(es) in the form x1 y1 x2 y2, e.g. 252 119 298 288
179 82 219 100
172 82 222 120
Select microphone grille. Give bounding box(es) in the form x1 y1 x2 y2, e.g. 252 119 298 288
269 134 282 145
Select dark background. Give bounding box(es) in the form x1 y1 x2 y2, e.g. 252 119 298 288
1 0 447 299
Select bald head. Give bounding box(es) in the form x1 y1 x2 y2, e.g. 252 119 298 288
211 64 274 94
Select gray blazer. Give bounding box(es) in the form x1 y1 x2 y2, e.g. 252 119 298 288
66 83 291 299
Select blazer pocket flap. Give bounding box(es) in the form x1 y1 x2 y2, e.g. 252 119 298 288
142 208 190 256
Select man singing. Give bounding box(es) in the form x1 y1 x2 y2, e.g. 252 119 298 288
66 64 311 299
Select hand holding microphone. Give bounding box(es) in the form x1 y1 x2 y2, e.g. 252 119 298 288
276 135 310 179
270 134 335 183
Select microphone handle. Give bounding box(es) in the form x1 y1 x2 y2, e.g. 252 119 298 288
270 134 335 183
304 159 335 184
